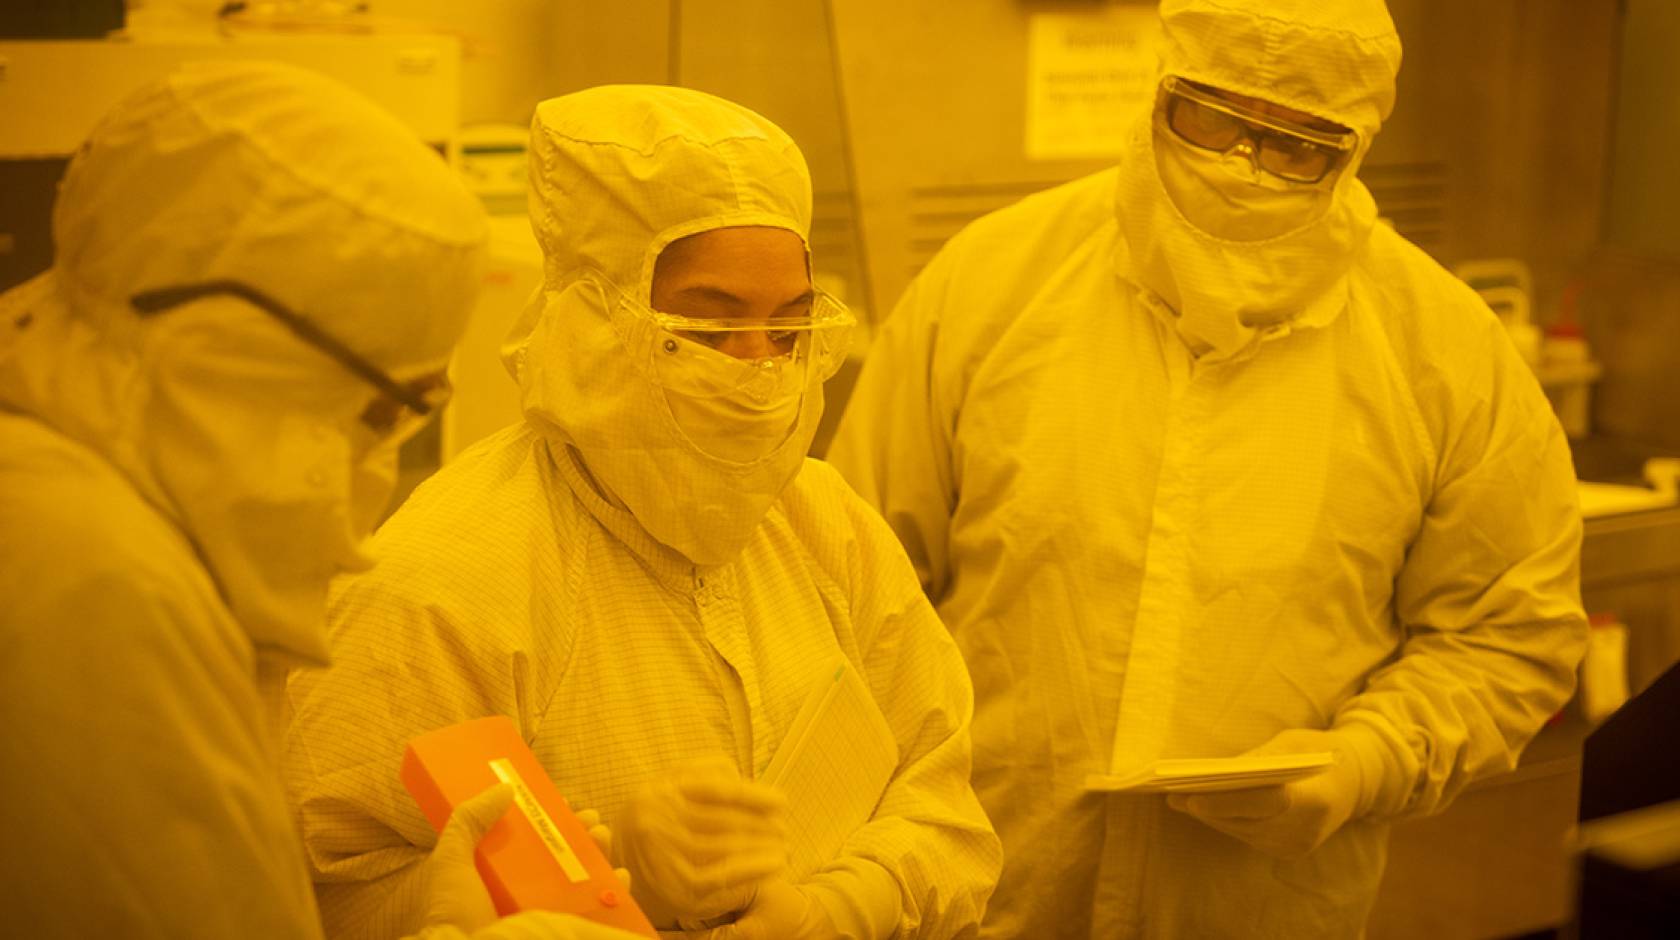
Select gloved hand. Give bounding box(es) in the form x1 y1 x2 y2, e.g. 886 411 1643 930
418 783 641 940
575 807 633 892
1165 728 1377 859
695 880 836 940
424 782 518 933
616 755 788 928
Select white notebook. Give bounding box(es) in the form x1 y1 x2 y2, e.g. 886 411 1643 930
761 659 900 880
1084 752 1334 793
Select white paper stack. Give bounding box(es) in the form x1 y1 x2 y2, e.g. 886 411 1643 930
761 659 900 880
1084 752 1334 793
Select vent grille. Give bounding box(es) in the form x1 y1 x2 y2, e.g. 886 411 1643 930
896 163 1453 283
907 180 1067 277
878 161 1452 315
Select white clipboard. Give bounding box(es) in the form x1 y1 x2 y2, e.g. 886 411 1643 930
1084 751 1334 793
761 659 899 879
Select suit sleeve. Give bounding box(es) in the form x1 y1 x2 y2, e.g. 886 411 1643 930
0 568 323 939
283 561 539 940
798 481 1002 940
1333 319 1589 818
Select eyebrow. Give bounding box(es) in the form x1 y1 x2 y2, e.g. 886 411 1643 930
673 285 815 312
1289 114 1348 134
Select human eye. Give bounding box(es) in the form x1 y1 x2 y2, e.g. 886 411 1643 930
1264 134 1331 169
766 329 799 354
1172 98 1242 148
677 329 727 349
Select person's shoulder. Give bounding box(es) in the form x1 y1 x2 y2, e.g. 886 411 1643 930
1354 225 1504 352
333 422 589 634
767 460 946 650
370 423 555 566
1350 226 1547 433
924 168 1118 292
772 458 917 574
0 415 240 662
780 458 881 524
0 414 217 608
947 168 1118 255
887 168 1120 355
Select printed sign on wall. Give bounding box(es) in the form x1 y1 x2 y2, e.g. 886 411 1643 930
1025 8 1162 161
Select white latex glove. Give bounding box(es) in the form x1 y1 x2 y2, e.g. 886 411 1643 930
575 807 633 892
695 880 835 940
692 861 901 940
417 783 642 940
424 782 519 933
617 755 787 927
1166 728 1374 859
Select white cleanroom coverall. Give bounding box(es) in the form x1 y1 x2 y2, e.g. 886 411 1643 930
827 0 1589 936
282 85 1001 940
0 60 541 939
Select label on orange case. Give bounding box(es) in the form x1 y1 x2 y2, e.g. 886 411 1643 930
489 757 590 883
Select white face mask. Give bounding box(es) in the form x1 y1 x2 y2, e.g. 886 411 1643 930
1114 117 1380 360
508 280 825 567
146 401 372 664
660 335 807 464
1155 134 1335 242
665 386 803 465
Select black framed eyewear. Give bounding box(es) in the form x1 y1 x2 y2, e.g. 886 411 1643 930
1159 75 1356 184
129 279 436 415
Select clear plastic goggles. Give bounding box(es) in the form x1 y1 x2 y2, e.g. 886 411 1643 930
1159 75 1356 184
579 272 857 403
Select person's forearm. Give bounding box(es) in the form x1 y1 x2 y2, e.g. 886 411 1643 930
1333 614 1586 818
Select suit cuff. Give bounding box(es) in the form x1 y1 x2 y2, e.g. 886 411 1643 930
804 857 901 940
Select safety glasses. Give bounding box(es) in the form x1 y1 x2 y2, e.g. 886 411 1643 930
129 280 451 436
652 295 853 360
1159 75 1356 184
579 272 856 402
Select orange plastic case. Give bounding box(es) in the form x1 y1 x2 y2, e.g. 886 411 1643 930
401 715 658 937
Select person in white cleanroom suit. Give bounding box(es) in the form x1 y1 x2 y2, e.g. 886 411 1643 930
826 0 1589 936
281 84 1002 940
0 61 637 940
